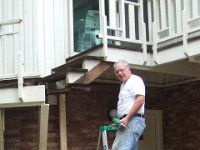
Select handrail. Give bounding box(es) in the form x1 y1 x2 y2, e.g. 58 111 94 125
0 19 23 36
0 19 22 26
124 0 140 6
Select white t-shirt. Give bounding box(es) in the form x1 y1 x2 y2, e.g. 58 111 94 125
117 74 145 118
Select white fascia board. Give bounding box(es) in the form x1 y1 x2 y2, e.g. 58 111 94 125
0 85 45 108
82 59 101 71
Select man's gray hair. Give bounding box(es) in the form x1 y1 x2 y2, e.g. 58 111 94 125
113 60 130 69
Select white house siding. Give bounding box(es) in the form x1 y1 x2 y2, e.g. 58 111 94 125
0 0 68 80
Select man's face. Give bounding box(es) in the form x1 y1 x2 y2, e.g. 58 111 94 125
114 63 131 82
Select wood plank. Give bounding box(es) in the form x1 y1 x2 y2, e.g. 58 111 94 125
75 62 112 84
40 68 88 82
39 104 49 150
59 94 67 150
53 56 104 73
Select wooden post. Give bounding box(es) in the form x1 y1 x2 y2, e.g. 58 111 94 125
39 104 49 150
59 94 68 150
0 109 4 150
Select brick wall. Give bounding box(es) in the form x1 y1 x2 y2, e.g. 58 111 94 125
162 81 200 150
66 83 119 150
5 107 40 150
4 81 200 150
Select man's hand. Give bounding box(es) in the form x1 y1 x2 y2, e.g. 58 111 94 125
120 117 129 126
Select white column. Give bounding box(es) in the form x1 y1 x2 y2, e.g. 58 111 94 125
39 104 49 150
59 94 68 150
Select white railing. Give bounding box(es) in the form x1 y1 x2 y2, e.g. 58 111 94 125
152 0 184 43
0 19 24 100
152 0 200 41
0 19 23 79
98 0 147 64
151 0 200 63
98 0 200 64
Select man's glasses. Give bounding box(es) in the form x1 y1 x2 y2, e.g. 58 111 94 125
114 68 127 74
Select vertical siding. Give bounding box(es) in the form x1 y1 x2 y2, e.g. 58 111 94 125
0 0 68 79
44 0 55 75
0 0 3 75
24 0 35 74
36 0 45 76
13 0 20 74
54 0 65 67
43 0 66 76
24 0 34 74
0 0 15 76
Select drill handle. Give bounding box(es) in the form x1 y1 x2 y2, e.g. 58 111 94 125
112 118 120 124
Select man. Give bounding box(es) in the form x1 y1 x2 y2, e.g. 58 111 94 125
112 60 146 150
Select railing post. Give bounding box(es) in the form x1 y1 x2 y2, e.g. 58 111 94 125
152 0 160 64
102 16 108 58
18 51 24 102
109 0 117 28
175 0 182 34
160 0 167 29
99 0 108 58
17 18 24 102
118 0 126 38
147 0 153 44
192 0 198 18
128 4 136 40
182 0 189 57
167 0 174 35
139 0 147 65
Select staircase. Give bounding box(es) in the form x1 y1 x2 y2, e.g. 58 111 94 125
40 55 112 94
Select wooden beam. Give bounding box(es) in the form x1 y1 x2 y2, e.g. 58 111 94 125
59 94 68 150
40 68 87 83
75 62 112 84
0 109 4 150
39 104 49 150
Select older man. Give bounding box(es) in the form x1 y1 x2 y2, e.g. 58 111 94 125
112 60 146 150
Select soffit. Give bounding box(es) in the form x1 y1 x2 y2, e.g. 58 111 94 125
96 59 200 87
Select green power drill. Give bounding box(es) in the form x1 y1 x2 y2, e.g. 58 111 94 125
112 118 127 129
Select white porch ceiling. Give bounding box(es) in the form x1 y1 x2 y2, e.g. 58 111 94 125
96 59 200 87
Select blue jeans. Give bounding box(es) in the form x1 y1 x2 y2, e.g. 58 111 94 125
112 117 146 150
